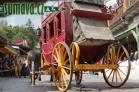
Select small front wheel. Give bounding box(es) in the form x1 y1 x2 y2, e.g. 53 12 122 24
75 71 82 84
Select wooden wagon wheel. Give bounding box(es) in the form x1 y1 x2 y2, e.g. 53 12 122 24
51 42 73 91
70 42 82 84
103 44 131 87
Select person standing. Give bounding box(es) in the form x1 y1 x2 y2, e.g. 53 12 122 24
0 57 4 77
130 50 134 62
20 57 30 78
15 56 22 78
134 51 138 61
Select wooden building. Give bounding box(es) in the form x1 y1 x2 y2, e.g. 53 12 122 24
0 34 18 60
108 0 139 54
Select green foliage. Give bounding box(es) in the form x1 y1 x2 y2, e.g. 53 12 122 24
0 19 39 48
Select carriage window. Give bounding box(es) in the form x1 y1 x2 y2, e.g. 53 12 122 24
43 26 46 43
57 13 62 35
49 20 54 38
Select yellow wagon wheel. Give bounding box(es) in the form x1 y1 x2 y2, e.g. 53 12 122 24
51 42 73 91
103 44 131 87
70 42 82 84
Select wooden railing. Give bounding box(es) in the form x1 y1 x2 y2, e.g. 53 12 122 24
128 0 138 7
108 5 123 26
108 0 138 26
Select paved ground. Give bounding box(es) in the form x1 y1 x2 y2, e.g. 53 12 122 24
0 73 139 92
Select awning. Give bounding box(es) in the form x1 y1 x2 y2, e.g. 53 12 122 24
12 45 27 55
0 45 18 55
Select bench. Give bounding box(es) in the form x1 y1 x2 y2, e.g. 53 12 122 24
0 69 13 77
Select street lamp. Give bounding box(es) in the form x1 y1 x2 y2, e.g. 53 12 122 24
9 25 12 28
37 27 41 37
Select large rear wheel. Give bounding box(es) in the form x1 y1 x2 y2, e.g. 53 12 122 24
51 42 73 91
103 44 131 87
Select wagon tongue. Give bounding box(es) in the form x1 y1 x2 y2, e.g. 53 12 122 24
71 1 115 46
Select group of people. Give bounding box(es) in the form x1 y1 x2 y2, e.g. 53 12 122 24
0 56 30 78
106 0 123 14
130 50 138 62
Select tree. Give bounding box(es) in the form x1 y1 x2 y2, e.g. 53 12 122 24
25 18 39 48
0 19 39 48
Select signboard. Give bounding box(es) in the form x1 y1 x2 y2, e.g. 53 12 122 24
45 6 66 12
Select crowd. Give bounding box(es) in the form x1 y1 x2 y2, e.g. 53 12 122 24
106 0 123 14
0 56 30 78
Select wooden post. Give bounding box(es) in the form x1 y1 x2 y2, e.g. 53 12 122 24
31 61 35 86
123 0 128 12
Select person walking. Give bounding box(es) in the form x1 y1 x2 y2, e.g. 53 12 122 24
15 56 22 77
20 57 30 78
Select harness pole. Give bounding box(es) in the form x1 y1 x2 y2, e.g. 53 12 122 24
31 61 35 86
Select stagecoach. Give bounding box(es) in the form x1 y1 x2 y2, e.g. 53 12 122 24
29 0 131 91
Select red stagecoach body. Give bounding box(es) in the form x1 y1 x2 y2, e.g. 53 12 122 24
40 1 114 65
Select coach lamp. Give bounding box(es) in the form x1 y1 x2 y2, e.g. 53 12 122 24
37 27 41 37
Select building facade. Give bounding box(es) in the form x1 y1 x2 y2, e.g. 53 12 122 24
108 0 139 55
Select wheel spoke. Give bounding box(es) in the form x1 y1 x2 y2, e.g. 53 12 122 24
54 48 59 60
117 69 123 82
61 72 64 89
118 68 126 76
53 55 59 63
62 70 67 86
62 68 70 80
61 66 70 70
64 59 69 65
63 50 67 61
116 70 118 86
118 51 125 61
106 69 111 73
111 70 115 85
107 69 113 80
51 63 58 66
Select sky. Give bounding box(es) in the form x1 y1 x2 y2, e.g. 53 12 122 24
0 0 109 29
